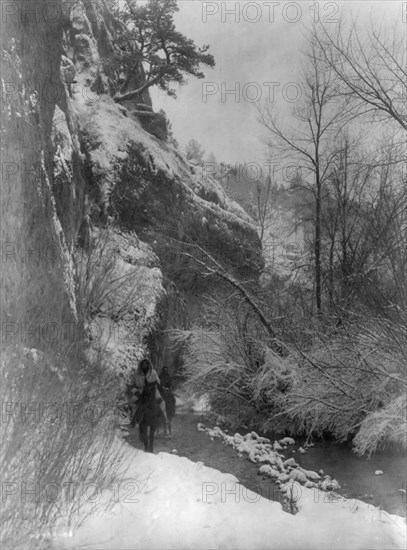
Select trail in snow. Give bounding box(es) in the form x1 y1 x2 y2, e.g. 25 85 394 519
124 411 288 510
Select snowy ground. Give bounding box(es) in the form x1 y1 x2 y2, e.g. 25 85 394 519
55 422 406 549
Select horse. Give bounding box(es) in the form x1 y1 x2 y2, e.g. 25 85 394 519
136 382 161 453
160 388 176 434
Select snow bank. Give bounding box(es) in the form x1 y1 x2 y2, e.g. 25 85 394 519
56 437 406 550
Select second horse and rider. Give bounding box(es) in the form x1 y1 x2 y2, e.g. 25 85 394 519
127 358 176 434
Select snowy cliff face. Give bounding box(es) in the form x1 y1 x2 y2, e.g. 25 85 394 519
1 0 81 340
2 0 261 376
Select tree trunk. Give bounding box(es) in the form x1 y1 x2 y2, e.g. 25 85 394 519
315 168 322 312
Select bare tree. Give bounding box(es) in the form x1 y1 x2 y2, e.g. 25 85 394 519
180 240 278 342
320 132 375 306
254 172 274 245
362 160 407 317
315 20 407 132
259 35 351 312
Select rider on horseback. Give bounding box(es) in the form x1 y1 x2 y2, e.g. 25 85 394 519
159 366 173 390
129 358 167 426
159 366 176 434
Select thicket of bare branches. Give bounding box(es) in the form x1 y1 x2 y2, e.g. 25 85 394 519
171 294 298 430
283 316 407 452
1 229 148 546
174 292 406 453
0 339 125 547
315 20 407 132
76 229 146 324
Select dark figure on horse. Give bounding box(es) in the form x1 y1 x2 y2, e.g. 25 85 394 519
137 381 161 453
159 366 176 434
127 358 167 452
127 360 177 451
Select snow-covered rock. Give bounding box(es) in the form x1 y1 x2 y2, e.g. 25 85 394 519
299 468 321 481
284 457 298 468
320 478 341 491
289 469 308 484
280 437 296 445
258 465 279 478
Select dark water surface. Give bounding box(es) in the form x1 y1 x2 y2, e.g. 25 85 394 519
293 439 406 517
125 406 406 518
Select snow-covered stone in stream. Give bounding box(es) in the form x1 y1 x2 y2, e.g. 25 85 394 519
319 469 324 475
257 454 271 464
278 473 290 483
305 481 316 488
299 468 321 481
244 431 260 440
298 447 306 454
259 465 273 476
266 455 285 471
249 452 258 464
197 423 206 432
320 478 341 491
257 436 271 444
206 426 223 439
284 457 298 468
236 441 253 455
374 470 384 476
273 441 283 451
280 437 295 445
233 433 244 444
288 469 308 484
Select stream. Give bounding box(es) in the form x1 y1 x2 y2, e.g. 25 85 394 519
125 398 407 518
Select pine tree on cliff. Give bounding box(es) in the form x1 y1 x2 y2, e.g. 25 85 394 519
113 0 215 102
185 139 205 163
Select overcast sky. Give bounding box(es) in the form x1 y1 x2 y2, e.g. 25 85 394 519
150 1 404 165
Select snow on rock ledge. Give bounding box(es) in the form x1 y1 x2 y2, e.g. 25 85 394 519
74 96 261 278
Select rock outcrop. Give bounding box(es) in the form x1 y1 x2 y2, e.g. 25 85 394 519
2 0 262 378
1 0 81 345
